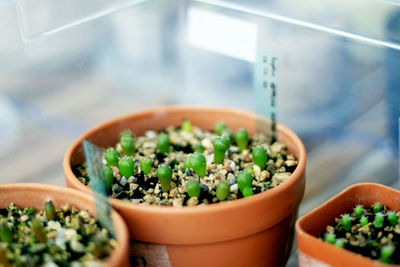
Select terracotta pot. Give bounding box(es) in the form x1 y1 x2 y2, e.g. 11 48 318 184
63 106 306 267
0 183 130 267
296 183 400 267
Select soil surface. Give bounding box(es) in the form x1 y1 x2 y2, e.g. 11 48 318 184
74 124 298 206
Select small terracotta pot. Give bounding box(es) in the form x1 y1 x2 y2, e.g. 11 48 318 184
296 183 400 267
0 183 130 267
63 106 306 267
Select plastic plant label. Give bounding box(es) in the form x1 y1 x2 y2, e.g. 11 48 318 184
254 51 278 140
83 140 115 238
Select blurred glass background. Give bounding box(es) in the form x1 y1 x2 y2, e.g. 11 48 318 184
0 0 399 265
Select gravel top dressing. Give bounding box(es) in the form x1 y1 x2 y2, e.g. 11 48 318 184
319 204 400 264
73 120 298 207
0 202 115 267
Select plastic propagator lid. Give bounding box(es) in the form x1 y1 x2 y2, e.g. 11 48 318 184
1 0 149 42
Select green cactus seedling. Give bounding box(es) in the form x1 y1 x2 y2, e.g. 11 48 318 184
373 213 384 228
213 136 230 164
45 200 56 221
252 145 268 170
186 180 201 198
105 149 120 167
354 205 364 219
182 119 192 133
373 203 381 214
387 211 398 227
235 129 249 151
157 133 170 154
341 214 352 231
216 180 230 201
325 233 336 244
120 131 135 156
215 121 227 135
380 245 395 264
157 165 172 192
118 157 134 178
140 157 153 175
360 216 369 227
0 222 12 244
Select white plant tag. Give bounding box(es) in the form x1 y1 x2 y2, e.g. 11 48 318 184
254 51 279 140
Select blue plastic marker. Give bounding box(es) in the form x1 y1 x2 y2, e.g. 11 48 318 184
83 140 115 238
254 50 279 141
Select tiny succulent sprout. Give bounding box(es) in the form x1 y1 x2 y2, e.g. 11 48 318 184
373 212 384 228
105 149 120 167
215 121 227 135
157 165 172 192
121 129 133 138
334 238 345 248
0 222 12 244
184 156 192 169
235 129 249 151
157 133 170 154
193 143 205 153
213 136 230 164
31 219 47 243
118 157 134 178
241 187 254 197
380 245 395 264
373 203 381 214
186 180 201 198
120 131 135 156
387 211 398 227
190 153 207 178
103 166 114 193
221 128 234 144
341 214 352 231
237 171 253 197
237 171 253 191
354 205 364 219
216 180 230 201
245 167 254 174
324 233 336 244
140 157 153 175
182 119 192 133
45 200 56 221
252 145 268 170
360 216 369 227
0 243 10 267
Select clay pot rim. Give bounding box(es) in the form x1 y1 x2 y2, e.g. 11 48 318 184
296 182 400 267
0 183 129 267
63 105 306 214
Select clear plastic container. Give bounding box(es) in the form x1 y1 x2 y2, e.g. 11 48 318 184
0 1 399 264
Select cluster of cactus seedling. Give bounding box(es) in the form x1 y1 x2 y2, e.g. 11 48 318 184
0 202 114 266
319 203 400 264
74 118 297 206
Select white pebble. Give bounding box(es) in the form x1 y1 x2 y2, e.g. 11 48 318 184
253 165 261 179
145 131 157 139
201 138 213 149
20 215 29 222
260 170 270 182
230 184 238 193
47 221 62 231
229 161 236 169
70 240 85 253
64 229 78 241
